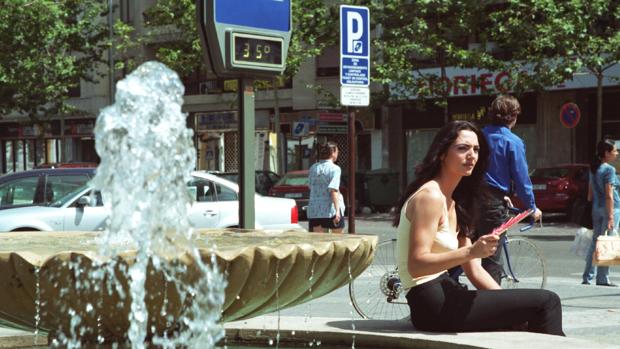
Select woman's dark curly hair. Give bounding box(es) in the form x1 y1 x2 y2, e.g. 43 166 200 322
392 121 490 239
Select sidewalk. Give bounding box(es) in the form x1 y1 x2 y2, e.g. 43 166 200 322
225 315 619 349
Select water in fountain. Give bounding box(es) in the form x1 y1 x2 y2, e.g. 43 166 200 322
55 61 227 348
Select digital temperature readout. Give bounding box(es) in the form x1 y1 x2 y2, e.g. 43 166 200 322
232 33 283 68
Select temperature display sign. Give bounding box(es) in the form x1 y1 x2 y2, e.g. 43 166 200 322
232 33 283 68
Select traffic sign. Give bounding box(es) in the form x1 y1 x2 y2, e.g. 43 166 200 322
196 0 292 77
340 5 370 87
341 85 369 106
292 121 309 137
559 102 581 128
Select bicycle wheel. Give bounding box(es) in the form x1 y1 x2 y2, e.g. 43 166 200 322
349 238 410 320
502 237 547 289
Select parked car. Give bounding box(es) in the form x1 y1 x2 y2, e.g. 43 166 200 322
212 170 281 196
0 172 301 232
512 164 589 214
268 170 347 220
0 168 96 210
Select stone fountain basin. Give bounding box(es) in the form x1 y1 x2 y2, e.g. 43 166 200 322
0 229 376 340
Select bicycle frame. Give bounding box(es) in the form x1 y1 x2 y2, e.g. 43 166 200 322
501 237 520 283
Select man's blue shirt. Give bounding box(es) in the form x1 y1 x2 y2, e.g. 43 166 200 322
482 125 537 211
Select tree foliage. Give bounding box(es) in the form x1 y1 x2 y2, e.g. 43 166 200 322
490 0 620 139
360 0 502 105
491 0 620 84
0 0 123 123
142 0 338 81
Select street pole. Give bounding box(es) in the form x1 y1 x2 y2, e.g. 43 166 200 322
239 78 256 229
347 108 356 234
273 77 283 175
108 0 115 104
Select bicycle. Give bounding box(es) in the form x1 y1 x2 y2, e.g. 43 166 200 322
348 208 547 320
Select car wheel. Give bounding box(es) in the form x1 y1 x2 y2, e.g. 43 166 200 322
11 228 40 232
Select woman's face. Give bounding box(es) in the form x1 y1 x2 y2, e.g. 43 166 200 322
441 130 480 177
605 145 618 162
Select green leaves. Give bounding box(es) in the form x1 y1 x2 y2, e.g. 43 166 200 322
490 0 620 87
0 0 111 122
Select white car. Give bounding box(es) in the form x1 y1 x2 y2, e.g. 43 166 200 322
0 172 302 232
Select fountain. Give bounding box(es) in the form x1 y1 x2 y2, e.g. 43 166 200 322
0 62 376 347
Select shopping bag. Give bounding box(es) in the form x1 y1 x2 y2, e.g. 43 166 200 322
570 227 593 257
593 232 620 266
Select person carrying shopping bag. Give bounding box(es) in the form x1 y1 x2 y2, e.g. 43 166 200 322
582 139 620 286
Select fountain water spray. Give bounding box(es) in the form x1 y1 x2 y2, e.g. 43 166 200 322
88 61 226 348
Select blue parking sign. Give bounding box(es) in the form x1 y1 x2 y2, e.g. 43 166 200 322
340 6 370 86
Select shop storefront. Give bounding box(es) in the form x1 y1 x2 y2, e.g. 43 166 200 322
389 63 620 189
278 109 376 173
0 119 98 174
193 110 272 172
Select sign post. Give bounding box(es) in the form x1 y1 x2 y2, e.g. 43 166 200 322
340 5 370 234
197 0 291 229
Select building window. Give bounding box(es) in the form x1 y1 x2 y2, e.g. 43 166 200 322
68 76 80 98
120 0 132 23
316 46 339 77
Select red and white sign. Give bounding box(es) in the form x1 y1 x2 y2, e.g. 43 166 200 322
559 103 581 128
395 63 620 100
318 112 346 122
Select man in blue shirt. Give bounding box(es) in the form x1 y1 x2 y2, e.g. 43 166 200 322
476 95 542 284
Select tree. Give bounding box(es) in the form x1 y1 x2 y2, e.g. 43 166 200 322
490 0 620 141
0 0 126 126
363 0 503 119
142 0 338 81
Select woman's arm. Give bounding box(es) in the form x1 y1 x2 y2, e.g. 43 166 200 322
406 188 499 277
328 166 342 222
459 236 501 290
330 189 341 221
587 182 592 202
605 182 614 231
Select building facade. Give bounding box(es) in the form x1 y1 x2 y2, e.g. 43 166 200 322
1 0 618 197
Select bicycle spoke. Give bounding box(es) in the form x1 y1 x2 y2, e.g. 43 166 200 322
502 238 547 289
349 239 410 319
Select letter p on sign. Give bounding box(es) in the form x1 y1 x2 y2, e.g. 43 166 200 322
347 12 363 53
340 6 369 57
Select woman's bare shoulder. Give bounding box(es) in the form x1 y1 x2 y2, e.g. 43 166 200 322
406 182 444 215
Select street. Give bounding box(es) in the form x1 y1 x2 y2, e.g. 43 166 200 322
287 215 620 346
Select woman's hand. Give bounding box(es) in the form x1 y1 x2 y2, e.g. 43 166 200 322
470 234 500 259
333 212 341 224
608 216 615 233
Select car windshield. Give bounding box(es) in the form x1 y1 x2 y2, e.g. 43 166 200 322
530 168 570 179
277 174 309 186
219 173 239 183
48 185 89 207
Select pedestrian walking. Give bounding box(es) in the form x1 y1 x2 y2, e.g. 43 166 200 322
307 141 345 233
393 120 564 335
582 139 620 286
474 95 542 284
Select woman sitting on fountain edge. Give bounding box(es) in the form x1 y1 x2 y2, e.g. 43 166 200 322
394 120 564 335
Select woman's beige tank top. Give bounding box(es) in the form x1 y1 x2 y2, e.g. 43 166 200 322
396 186 459 290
